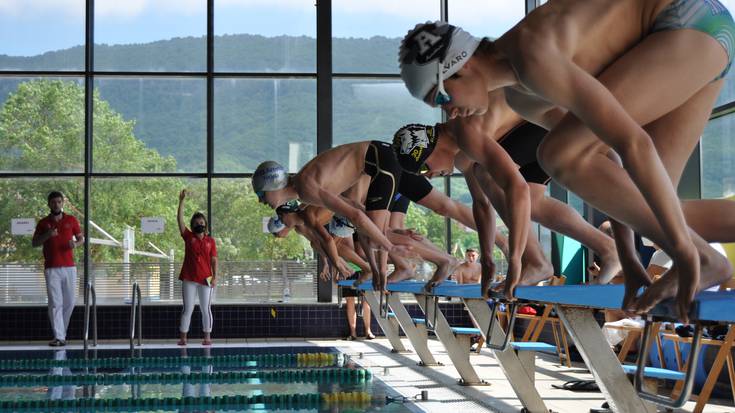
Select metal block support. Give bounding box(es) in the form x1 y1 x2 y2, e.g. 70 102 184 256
555 306 656 413
415 294 485 385
387 294 439 365
464 298 549 413
361 290 408 353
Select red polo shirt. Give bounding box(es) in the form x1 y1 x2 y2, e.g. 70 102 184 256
179 229 217 285
34 214 82 269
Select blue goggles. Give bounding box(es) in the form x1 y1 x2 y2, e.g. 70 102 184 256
434 60 452 106
255 190 265 201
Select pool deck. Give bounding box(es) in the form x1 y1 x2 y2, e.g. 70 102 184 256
0 338 733 413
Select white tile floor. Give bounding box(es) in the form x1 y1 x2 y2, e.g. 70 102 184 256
1 338 733 413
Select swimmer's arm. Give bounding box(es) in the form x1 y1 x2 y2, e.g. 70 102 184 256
177 189 187 237
520 49 690 253
314 187 394 252
300 208 344 272
464 162 498 282
308 220 347 275
455 127 530 267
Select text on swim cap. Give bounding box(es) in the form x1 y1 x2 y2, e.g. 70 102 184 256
442 51 468 74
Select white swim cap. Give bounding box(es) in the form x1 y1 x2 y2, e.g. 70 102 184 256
267 216 287 234
328 215 355 238
253 161 288 192
399 21 481 100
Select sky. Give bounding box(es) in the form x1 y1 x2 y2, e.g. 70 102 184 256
0 0 524 56
3 0 735 58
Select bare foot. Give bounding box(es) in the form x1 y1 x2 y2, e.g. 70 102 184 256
425 257 459 289
387 269 414 283
595 250 623 285
520 258 554 282
633 245 731 320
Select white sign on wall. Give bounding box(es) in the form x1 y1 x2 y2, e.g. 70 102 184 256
11 218 36 235
141 217 165 234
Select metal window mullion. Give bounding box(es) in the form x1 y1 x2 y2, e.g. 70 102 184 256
315 0 332 303
207 0 214 234
84 0 94 291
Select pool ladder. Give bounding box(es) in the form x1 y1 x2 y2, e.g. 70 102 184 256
83 282 97 353
129 282 142 351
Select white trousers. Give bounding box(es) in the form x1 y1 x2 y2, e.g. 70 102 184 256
44 267 77 341
180 280 214 333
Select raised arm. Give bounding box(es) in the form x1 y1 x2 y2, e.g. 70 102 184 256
177 189 187 237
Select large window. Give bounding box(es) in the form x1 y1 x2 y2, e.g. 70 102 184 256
0 1 535 304
215 78 316 173
333 80 439 146
94 0 206 72
0 178 85 304
214 2 315 73
0 1 85 71
702 114 735 198
94 77 206 173
0 78 85 173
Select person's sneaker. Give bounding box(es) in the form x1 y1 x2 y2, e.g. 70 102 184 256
48 339 65 347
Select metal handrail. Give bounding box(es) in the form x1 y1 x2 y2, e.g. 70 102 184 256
423 294 439 331
634 317 703 408
83 282 97 354
337 281 344 309
357 294 364 318
379 292 390 319
129 282 142 352
485 301 518 351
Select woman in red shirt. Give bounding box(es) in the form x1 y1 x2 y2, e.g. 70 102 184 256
177 190 218 346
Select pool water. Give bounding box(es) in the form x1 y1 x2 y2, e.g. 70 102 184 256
0 347 415 412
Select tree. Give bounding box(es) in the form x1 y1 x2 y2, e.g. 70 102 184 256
0 79 308 264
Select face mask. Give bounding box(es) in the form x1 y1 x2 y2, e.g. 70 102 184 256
193 224 206 234
51 209 63 216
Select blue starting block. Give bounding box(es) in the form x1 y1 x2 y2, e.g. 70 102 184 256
513 284 735 411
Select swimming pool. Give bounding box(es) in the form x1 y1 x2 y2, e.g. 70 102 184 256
0 346 415 412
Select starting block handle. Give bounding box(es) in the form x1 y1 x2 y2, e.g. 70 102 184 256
423 294 439 331
379 292 389 319
485 301 518 351
634 317 703 409
337 282 343 309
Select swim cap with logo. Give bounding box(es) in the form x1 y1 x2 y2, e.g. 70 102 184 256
399 21 481 101
252 161 288 192
275 200 301 215
392 123 437 173
267 216 287 234
328 215 355 238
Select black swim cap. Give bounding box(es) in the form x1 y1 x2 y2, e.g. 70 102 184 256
392 123 437 173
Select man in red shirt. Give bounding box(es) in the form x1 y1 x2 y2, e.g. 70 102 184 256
32 191 84 347
177 189 218 346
